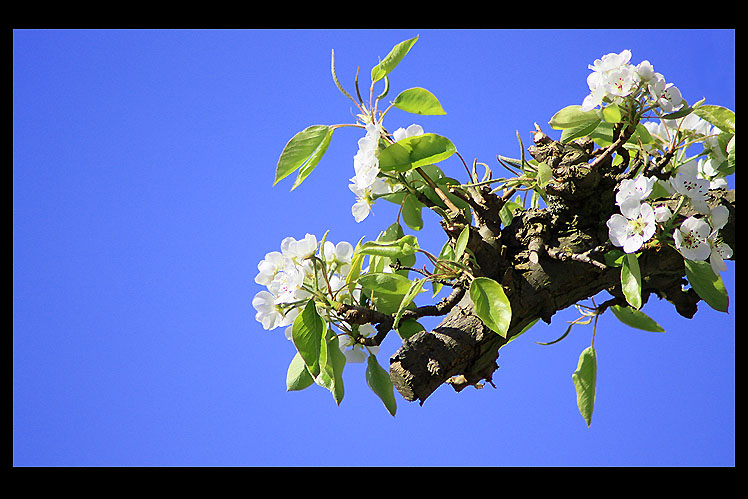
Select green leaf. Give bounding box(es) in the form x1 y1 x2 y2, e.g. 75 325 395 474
572 346 597 428
684 259 729 312
469 277 512 337
536 161 553 187
274 125 333 188
601 104 622 123
291 300 326 377
633 122 655 145
621 253 642 309
358 235 418 259
693 105 735 134
726 135 735 171
661 105 696 120
402 194 424 231
396 318 425 340
392 87 446 115
394 277 426 328
499 195 524 226
610 305 665 332
366 355 397 416
371 35 418 83
454 226 470 261
560 119 602 143
588 121 615 148
358 272 416 295
316 328 346 405
286 351 315 392
549 105 601 130
377 133 456 172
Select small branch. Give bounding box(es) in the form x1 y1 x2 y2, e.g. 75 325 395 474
545 246 608 271
336 286 467 348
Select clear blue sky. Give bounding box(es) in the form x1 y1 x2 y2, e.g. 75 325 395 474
13 29 734 466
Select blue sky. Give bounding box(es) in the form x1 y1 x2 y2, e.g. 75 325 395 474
13 29 734 466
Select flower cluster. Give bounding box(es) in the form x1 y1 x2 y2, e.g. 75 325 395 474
607 175 658 254
252 233 354 331
349 123 390 223
252 233 384 362
581 49 683 113
607 167 732 274
348 122 425 222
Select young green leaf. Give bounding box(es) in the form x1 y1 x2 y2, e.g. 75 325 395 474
358 272 416 295
621 253 642 309
274 125 333 188
560 119 602 143
286 351 315 392
392 87 446 115
396 318 425 340
453 226 470 261
358 235 418 259
684 259 729 312
610 305 665 332
394 277 426 328
693 104 735 134
316 328 346 405
572 346 597 428
536 161 553 187
371 36 418 83
366 354 397 416
469 277 512 337
402 194 424 231
549 105 601 130
377 133 456 172
291 300 326 377
601 104 622 123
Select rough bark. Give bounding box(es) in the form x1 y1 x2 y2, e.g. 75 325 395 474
388 131 736 405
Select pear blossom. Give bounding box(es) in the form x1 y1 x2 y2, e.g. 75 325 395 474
253 290 298 331
706 206 733 274
322 240 354 266
654 205 673 223
670 160 710 213
589 49 632 73
281 233 319 261
255 250 287 286
616 175 656 206
673 216 711 261
338 324 380 363
635 60 656 81
607 201 657 253
393 123 424 142
605 66 638 98
657 84 683 113
350 177 390 223
697 157 728 190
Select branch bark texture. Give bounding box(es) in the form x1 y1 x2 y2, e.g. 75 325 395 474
389 133 736 405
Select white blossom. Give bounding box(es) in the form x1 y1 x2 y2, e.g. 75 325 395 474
697 157 728 190
673 216 711 261
253 290 297 331
616 176 656 206
635 60 656 81
338 324 380 363
607 201 657 253
670 160 710 213
254 251 287 286
349 177 390 223
654 205 673 223
393 123 424 142
706 206 733 274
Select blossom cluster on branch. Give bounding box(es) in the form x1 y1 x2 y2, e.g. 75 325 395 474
255 36 735 422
